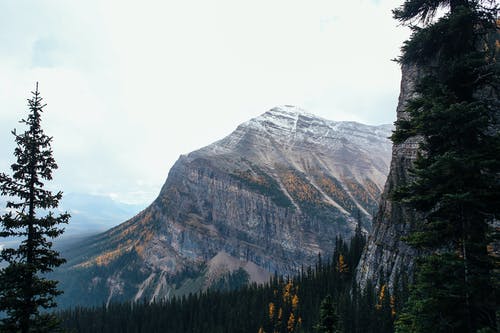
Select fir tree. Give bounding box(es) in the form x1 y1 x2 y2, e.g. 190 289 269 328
390 0 499 332
57 230 392 333
315 295 341 333
0 83 70 332
348 216 365 270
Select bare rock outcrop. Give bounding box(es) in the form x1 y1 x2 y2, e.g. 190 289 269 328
56 106 393 307
356 64 423 288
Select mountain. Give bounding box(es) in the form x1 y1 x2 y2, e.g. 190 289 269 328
0 193 145 252
59 193 146 235
357 29 500 290
356 64 422 288
54 106 393 307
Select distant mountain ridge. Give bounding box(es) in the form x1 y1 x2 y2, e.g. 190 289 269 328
54 106 393 307
0 193 145 252
60 193 146 234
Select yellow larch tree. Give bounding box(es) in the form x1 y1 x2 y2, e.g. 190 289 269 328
375 284 386 310
287 313 295 332
336 254 349 273
268 302 275 320
291 294 299 311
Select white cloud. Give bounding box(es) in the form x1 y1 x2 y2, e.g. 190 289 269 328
0 0 410 205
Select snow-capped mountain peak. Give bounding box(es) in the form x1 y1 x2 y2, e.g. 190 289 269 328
55 106 393 308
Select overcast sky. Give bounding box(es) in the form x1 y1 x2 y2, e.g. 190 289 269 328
0 0 410 205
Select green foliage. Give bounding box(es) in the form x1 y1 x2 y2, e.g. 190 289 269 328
395 254 469 332
211 268 250 292
314 295 341 333
390 1 499 332
53 249 151 308
393 0 446 24
58 232 395 333
0 83 69 332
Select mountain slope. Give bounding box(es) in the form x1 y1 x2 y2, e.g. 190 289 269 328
356 64 422 289
0 193 144 254
55 106 392 307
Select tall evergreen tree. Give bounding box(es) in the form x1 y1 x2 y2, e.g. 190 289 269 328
348 215 366 271
315 295 341 333
390 1 499 332
0 83 70 332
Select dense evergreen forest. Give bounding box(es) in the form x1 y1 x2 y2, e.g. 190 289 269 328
1 1 498 332
58 225 399 333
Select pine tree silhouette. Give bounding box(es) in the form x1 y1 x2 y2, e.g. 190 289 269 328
0 83 70 333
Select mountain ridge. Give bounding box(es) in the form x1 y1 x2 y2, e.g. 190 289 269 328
54 106 393 307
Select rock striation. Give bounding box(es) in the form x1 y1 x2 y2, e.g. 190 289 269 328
356 64 422 289
56 106 392 307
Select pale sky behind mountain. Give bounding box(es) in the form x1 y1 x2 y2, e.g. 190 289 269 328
0 0 410 205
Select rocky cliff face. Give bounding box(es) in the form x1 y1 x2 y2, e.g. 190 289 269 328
56 106 392 307
356 64 422 288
